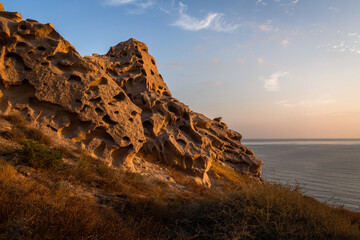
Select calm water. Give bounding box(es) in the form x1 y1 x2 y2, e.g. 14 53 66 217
243 139 360 211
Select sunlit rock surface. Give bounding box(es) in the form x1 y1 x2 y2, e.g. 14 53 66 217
0 3 262 186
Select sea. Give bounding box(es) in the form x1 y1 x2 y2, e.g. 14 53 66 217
242 139 360 211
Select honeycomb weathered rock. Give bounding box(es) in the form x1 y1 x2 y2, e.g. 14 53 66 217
0 3 262 186
0 7 145 168
89 39 262 186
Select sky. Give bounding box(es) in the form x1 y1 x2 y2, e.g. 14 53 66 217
3 0 360 138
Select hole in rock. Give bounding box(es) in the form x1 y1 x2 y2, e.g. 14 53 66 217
5 52 32 72
80 105 90 113
75 99 82 107
150 70 155 75
67 75 82 83
143 121 153 132
179 125 201 143
114 111 119 114
15 42 27 48
127 78 134 86
95 108 104 115
24 66 32 71
103 115 117 125
128 118 134 123
122 136 130 142
111 145 134 167
176 139 187 147
183 112 190 121
168 105 180 116
20 25 27 30
114 92 126 101
141 69 147 76
94 141 106 157
151 59 155 65
131 111 137 116
90 97 101 103
138 59 144 64
84 127 115 146
41 62 49 66
37 46 46 51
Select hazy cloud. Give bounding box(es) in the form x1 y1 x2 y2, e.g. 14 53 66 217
262 71 289 92
172 2 239 32
212 58 220 64
238 58 246 64
163 62 184 69
275 100 295 107
328 6 340 12
106 0 137 5
203 81 222 86
257 57 265 64
276 98 335 107
281 39 290 47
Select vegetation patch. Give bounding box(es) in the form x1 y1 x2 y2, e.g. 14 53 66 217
16 140 63 169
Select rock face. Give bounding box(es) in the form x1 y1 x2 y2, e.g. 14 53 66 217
0 3 262 186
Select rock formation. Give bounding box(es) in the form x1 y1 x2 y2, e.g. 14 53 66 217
0 3 262 186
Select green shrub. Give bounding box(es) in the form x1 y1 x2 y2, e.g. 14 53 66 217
16 140 63 169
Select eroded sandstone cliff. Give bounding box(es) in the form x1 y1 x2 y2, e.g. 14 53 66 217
0 3 262 186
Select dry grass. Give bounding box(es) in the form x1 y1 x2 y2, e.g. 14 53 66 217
2 114 51 145
0 114 359 239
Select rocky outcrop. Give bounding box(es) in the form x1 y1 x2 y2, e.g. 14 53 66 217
0 3 262 186
0 7 145 168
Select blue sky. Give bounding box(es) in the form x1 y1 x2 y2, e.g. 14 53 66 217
3 0 360 138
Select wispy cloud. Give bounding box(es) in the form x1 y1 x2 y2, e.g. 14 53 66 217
273 0 300 15
325 32 360 55
171 2 239 32
106 0 155 9
262 71 289 92
106 0 136 5
256 0 267 6
276 98 335 107
258 20 279 32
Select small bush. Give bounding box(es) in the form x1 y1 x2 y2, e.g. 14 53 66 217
16 140 63 169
